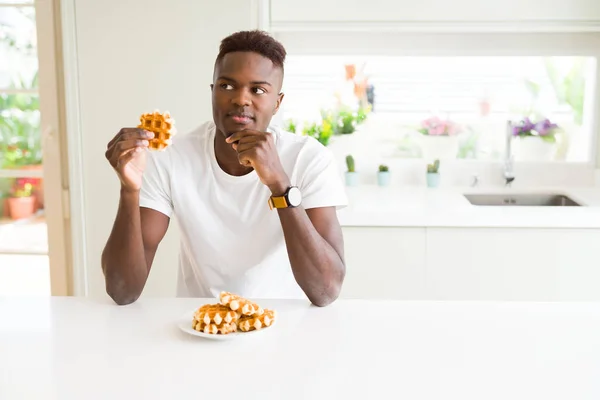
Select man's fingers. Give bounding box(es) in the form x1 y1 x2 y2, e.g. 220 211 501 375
236 149 255 167
115 139 149 153
107 128 154 149
116 147 140 169
106 139 148 164
233 140 259 153
226 129 262 144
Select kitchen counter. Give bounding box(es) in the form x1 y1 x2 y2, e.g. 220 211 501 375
2 297 600 399
338 186 600 228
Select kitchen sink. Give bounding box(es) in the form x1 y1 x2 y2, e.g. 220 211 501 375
464 193 582 207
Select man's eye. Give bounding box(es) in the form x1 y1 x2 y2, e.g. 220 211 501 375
253 87 266 95
220 84 234 90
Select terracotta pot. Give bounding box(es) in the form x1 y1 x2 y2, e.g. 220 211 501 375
8 196 36 220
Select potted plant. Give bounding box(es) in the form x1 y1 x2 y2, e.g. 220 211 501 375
377 164 390 187
345 155 358 186
426 159 440 188
0 94 44 210
416 116 462 160
511 117 560 161
8 180 36 220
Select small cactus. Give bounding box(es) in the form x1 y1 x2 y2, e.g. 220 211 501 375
378 164 389 172
346 155 355 172
427 159 440 174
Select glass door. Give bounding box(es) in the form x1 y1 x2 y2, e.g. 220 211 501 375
0 0 71 296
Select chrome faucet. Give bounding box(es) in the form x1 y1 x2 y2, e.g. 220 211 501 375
504 121 515 187
470 174 479 187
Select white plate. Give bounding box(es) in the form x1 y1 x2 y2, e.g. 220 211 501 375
177 310 275 340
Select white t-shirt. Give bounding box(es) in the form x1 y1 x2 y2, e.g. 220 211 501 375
139 121 348 299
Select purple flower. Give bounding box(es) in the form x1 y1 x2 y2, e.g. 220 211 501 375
534 119 558 136
512 118 535 136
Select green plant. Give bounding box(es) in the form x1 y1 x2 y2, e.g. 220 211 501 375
523 58 587 126
378 164 389 172
0 108 42 168
544 58 586 125
427 159 440 174
346 155 355 173
337 109 357 134
301 119 333 146
11 182 33 198
284 119 297 133
1 14 41 170
356 106 370 125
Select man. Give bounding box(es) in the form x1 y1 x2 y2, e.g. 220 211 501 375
101 30 348 306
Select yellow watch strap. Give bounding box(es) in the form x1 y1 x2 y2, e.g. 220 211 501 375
268 195 288 210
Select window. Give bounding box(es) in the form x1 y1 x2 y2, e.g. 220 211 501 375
0 3 42 210
280 55 597 163
0 2 49 296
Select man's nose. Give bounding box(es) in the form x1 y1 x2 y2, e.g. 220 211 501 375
232 88 251 107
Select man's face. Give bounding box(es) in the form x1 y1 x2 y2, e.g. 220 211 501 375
211 51 284 138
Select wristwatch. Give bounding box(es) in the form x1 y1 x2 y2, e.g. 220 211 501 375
268 186 302 210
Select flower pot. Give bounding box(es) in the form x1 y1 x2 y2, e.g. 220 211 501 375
514 136 556 161
377 171 391 187
345 171 359 187
417 134 460 160
426 172 440 188
8 196 36 220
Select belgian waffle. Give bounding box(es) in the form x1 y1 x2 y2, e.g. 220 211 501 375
137 110 176 151
192 320 237 335
219 291 263 316
193 304 240 325
238 309 276 332
190 292 275 335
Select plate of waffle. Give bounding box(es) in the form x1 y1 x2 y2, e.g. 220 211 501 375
178 291 276 340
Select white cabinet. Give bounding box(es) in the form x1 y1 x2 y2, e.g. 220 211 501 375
426 228 600 301
271 0 600 29
340 227 427 300
340 226 600 301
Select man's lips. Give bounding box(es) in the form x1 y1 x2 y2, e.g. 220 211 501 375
230 115 253 124
227 113 254 125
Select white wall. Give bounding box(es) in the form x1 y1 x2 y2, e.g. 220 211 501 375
71 0 257 299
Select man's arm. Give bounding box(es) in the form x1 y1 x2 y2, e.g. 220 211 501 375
226 129 346 306
101 190 169 305
276 204 345 307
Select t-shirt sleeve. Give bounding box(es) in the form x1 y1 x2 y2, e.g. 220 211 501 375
297 140 348 210
139 151 174 217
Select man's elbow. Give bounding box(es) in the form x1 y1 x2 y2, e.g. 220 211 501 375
310 273 344 307
104 273 142 306
106 286 141 306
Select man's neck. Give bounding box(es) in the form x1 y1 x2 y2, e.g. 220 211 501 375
214 130 254 177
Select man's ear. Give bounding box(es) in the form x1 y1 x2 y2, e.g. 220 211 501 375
273 92 285 115
210 84 214 91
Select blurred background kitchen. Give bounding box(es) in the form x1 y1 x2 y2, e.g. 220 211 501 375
2 0 600 301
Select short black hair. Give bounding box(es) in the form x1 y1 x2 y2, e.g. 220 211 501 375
216 30 286 70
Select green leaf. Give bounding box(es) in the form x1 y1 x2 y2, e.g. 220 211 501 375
540 134 556 143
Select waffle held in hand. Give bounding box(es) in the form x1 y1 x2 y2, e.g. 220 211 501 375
137 110 176 151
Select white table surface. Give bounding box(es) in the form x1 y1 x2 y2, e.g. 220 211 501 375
1 297 600 400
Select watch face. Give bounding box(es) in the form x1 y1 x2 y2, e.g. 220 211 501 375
287 187 302 207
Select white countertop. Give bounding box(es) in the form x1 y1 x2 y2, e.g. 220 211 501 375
2 297 600 399
338 186 600 228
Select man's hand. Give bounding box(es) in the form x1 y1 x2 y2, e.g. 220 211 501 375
105 128 155 193
226 130 290 194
